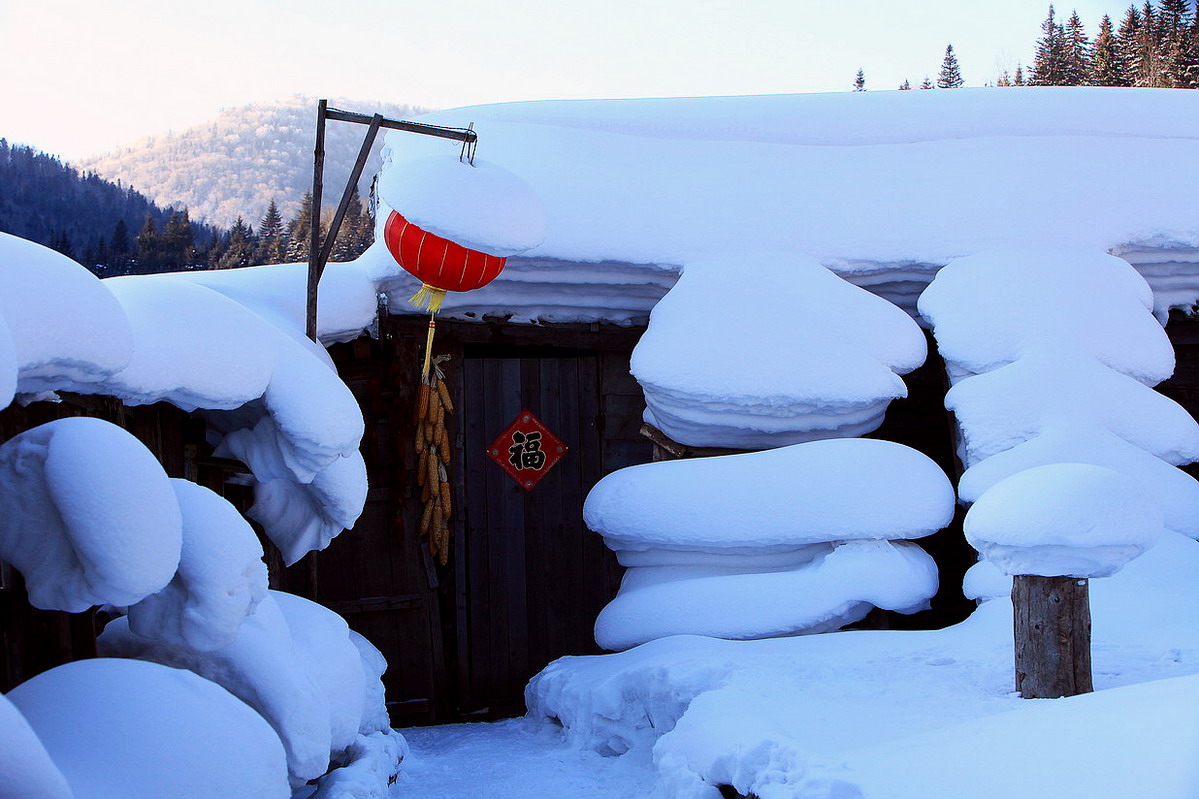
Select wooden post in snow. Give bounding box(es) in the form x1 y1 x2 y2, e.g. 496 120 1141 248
1012 574 1093 698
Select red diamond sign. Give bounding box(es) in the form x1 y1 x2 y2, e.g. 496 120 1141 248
486 409 568 491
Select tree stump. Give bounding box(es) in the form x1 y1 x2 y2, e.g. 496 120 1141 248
1013 574 1092 698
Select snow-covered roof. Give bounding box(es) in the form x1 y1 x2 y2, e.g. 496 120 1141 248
377 87 1199 323
0 233 376 566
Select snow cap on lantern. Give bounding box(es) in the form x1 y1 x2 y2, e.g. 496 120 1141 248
379 154 546 310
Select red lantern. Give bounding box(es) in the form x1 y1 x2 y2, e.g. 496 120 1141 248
383 210 507 313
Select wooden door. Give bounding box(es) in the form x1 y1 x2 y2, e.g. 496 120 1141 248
457 354 620 717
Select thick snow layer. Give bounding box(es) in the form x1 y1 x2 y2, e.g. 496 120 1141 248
8 658 288 799
100 596 333 787
349 630 393 735
0 693 72 799
631 256 926 447
172 259 383 346
374 89 1199 329
0 314 15 411
595 540 937 650
586 438 954 552
958 421 1199 538
272 591 366 757
517 529 1199 799
376 155 545 257
586 439 951 647
0 417 181 612
100 590 390 789
0 233 132 393
918 248 1172 384
965 464 1161 578
126 479 268 651
98 277 274 410
945 350 1199 467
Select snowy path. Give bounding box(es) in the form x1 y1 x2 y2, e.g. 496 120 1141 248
391 717 664 799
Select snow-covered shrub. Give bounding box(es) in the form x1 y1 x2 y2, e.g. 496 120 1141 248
8 658 289 799
585 438 954 649
918 248 1199 589
0 416 182 612
965 463 1161 578
125 479 268 651
632 255 927 449
100 590 400 790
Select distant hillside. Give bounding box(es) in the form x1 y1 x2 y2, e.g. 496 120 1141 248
0 140 219 275
76 97 431 229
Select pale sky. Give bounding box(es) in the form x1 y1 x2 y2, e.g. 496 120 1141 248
1 0 1136 160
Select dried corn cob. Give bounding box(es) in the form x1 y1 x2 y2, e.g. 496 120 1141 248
436 379 453 414
420 499 434 538
439 481 452 515
416 383 430 420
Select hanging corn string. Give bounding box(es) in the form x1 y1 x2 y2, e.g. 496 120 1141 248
415 354 454 565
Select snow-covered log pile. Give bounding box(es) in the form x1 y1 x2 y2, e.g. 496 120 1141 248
585 438 954 649
632 255 927 448
0 234 403 798
918 249 1199 588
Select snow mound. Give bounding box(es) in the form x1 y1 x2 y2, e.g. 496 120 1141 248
920 248 1199 559
839 673 1199 799
586 438 954 551
99 276 274 410
965 463 1162 578
126 479 268 651
377 155 546 257
0 693 72 799
0 417 181 612
8 658 288 799
595 540 938 650
100 590 397 790
0 314 16 410
631 255 926 448
586 438 953 648
918 248 1171 385
0 232 132 393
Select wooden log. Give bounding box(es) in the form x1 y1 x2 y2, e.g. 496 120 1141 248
1013 574 1093 698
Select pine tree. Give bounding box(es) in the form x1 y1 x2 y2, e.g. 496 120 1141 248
938 44 965 87
135 214 159 271
899 78 912 90
285 192 315 263
1032 5 1068 84
1160 0 1196 86
1062 10 1091 85
254 198 286 264
218 217 255 269
331 188 371 262
996 69 1013 86
1116 4 1144 85
1091 14 1126 85
1015 64 1027 85
853 69 866 91
920 76 934 89
161 209 196 270
1133 1 1164 86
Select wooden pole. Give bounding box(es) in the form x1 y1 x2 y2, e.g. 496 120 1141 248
315 114 383 269
305 99 327 343
1013 574 1093 698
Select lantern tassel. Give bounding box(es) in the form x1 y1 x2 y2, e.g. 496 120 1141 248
409 283 448 312
422 314 437 378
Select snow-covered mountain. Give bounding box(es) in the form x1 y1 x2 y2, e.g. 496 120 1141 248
76 97 431 229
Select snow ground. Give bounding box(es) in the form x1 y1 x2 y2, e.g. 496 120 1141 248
392 718 663 799
391 531 1199 799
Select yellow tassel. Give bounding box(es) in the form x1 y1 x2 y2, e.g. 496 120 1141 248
409 284 448 312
